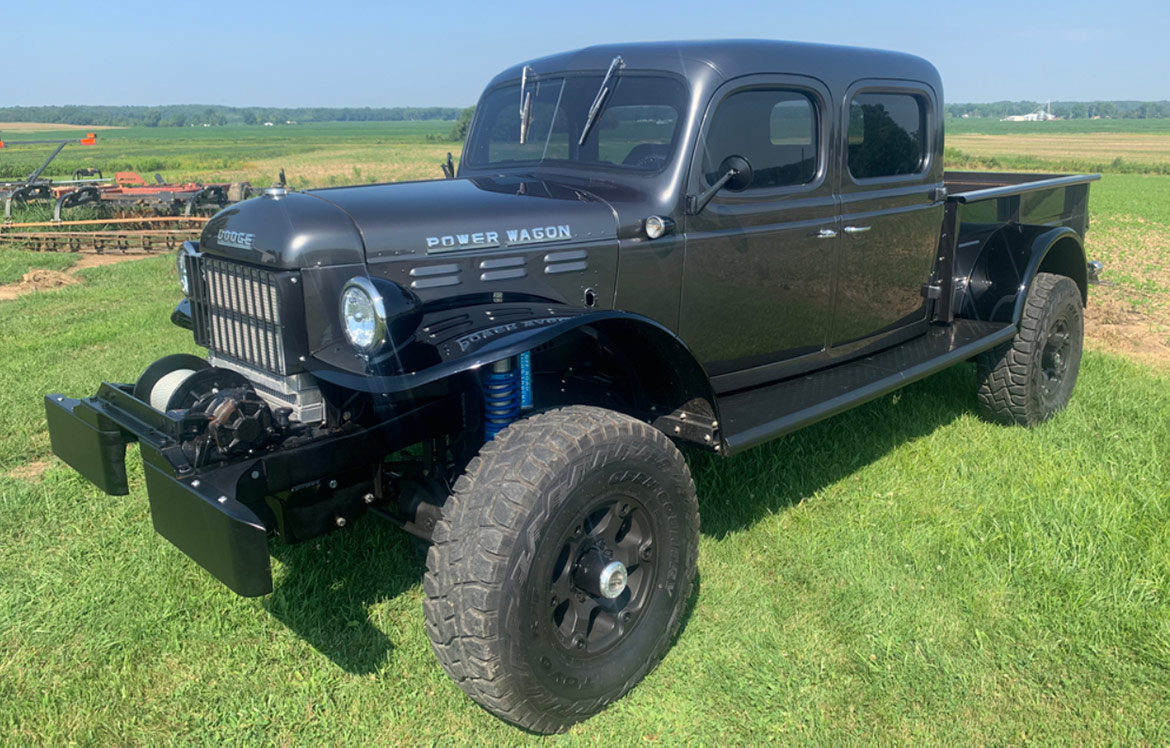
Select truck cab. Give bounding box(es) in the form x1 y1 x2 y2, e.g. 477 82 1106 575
44 40 1098 734
455 41 947 391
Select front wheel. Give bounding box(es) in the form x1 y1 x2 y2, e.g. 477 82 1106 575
976 272 1084 426
423 406 699 733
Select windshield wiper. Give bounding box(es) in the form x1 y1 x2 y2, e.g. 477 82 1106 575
578 56 624 146
519 65 534 144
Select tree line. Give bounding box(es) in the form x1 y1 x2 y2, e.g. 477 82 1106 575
947 100 1170 119
0 105 463 128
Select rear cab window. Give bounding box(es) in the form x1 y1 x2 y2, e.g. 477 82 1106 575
846 92 928 180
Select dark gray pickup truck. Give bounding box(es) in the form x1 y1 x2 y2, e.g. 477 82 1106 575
45 40 1099 732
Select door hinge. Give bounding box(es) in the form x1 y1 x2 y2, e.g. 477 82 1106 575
921 283 943 300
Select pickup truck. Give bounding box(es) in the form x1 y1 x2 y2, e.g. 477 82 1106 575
44 40 1099 733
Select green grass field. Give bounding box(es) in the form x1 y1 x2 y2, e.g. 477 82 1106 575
2 124 1170 743
0 121 457 187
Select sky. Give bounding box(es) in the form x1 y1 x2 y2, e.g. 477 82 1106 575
4 0 1167 108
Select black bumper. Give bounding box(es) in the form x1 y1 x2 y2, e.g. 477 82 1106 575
45 383 446 597
46 387 275 596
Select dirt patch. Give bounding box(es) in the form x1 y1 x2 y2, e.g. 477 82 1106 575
6 460 50 482
1084 294 1170 369
0 252 158 301
0 122 123 132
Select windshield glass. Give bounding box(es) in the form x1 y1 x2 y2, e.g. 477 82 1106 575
464 74 687 173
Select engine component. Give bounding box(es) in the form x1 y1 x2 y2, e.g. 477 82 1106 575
188 386 278 457
209 353 325 424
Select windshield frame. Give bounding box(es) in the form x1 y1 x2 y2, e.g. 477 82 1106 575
460 69 693 179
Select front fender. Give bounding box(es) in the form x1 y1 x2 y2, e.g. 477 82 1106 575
306 302 718 426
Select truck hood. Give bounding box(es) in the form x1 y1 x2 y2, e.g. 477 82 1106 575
199 176 618 269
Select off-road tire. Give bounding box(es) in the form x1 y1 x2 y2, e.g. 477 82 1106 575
975 272 1084 426
423 406 700 733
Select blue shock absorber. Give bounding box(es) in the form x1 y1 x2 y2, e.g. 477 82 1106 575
519 350 533 410
483 359 520 440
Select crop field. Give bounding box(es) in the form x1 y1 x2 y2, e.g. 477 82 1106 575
0 121 458 187
2 122 1170 743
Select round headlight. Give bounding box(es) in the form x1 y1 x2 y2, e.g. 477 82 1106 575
340 278 387 351
177 252 190 296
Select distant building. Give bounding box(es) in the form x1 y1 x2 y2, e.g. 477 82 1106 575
1002 100 1059 122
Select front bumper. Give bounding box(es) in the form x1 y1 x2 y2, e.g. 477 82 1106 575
45 382 448 597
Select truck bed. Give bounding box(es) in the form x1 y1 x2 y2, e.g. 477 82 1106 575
944 171 1100 203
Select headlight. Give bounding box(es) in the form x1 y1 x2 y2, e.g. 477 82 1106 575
340 277 387 351
177 252 190 296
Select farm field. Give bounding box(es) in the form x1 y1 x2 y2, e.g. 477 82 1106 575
2 123 1170 743
0 121 459 187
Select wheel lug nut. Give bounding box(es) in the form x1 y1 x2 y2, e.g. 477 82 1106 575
550 595 558 607
573 525 583 538
576 592 586 603
640 547 652 561
621 611 632 622
619 503 630 516
573 635 585 649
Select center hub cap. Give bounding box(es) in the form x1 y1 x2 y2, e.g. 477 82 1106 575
573 550 630 599
598 561 628 599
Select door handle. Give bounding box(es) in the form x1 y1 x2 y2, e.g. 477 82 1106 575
843 225 871 234
810 228 837 239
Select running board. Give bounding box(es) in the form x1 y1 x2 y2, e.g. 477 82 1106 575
717 319 1016 455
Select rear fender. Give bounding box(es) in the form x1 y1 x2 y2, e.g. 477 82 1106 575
956 226 1087 325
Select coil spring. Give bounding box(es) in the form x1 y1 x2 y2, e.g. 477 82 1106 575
483 368 520 440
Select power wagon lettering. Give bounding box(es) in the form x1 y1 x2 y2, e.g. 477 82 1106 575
426 224 572 252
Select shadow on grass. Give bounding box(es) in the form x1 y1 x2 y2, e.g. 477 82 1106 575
258 364 977 673
689 363 978 539
264 518 425 674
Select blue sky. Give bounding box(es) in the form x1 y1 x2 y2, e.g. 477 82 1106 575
5 0 1166 107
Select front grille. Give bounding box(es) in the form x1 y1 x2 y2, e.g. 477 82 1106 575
190 255 290 375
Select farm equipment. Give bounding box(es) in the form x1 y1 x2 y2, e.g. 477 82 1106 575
0 215 208 253
46 171 246 221
0 132 100 218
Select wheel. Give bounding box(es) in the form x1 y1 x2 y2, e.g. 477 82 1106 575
423 406 699 733
975 272 1084 426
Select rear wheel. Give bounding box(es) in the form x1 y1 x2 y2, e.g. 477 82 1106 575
423 406 699 733
976 272 1084 426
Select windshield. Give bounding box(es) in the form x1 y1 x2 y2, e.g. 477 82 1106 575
463 74 687 174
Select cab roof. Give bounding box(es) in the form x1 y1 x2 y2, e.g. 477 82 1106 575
486 39 941 96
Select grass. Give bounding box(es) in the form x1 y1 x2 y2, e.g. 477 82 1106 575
945 117 1170 135
0 121 457 187
1 255 1168 743
0 249 78 284
2 124 1170 742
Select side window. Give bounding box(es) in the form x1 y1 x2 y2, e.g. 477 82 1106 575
847 92 927 179
703 89 818 190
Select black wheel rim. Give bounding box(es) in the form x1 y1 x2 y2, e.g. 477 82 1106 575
1039 316 1072 399
542 494 657 658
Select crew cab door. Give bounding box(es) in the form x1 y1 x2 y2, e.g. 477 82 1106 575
680 75 837 391
829 81 944 349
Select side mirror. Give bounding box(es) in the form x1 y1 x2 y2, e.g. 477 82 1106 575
686 155 753 215
720 155 754 191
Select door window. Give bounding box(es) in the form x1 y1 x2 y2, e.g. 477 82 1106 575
847 92 927 179
702 89 818 190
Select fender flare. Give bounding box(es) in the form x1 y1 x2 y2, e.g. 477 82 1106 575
307 306 719 424
1012 226 1087 323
